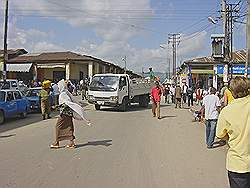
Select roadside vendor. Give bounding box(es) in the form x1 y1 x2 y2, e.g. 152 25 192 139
39 80 52 120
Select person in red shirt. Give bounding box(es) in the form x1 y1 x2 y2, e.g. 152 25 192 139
151 81 162 119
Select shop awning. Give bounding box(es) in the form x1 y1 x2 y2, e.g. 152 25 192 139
191 69 214 74
7 63 32 72
37 64 65 68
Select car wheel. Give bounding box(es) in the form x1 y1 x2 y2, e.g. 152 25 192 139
95 104 101 110
20 110 27 119
0 110 5 125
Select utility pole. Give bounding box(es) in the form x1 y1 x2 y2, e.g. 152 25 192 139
246 0 250 78
168 58 171 79
168 33 180 80
222 0 239 82
222 0 229 83
3 0 9 81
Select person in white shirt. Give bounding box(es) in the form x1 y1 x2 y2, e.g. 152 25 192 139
182 83 188 103
52 83 60 109
201 87 221 149
170 84 175 104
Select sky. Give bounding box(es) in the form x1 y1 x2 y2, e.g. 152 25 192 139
0 0 247 73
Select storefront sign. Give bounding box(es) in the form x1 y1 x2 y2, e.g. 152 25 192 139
217 64 250 75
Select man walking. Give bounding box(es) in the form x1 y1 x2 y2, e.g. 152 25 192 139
80 80 88 100
151 81 162 119
52 82 60 109
216 77 250 188
201 87 221 148
175 84 182 108
187 86 194 107
164 84 170 104
196 86 203 106
182 83 188 103
170 84 175 104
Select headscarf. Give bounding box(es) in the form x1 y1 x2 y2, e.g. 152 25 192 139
58 79 90 125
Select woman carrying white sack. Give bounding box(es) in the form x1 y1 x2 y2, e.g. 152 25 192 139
50 79 91 149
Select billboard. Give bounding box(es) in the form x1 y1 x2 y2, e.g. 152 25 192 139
217 64 250 75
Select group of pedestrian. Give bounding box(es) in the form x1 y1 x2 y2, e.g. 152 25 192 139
151 81 194 118
150 77 250 187
200 76 250 187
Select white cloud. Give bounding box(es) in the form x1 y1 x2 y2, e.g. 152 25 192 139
74 31 208 72
32 41 64 52
0 19 64 53
1 0 209 73
10 0 153 42
179 31 208 58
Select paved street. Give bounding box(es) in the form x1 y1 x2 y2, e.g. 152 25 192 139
0 103 228 188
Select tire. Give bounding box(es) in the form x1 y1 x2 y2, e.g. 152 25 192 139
95 104 101 110
139 95 149 108
143 95 149 108
20 109 28 119
0 110 5 125
139 96 144 107
120 97 128 112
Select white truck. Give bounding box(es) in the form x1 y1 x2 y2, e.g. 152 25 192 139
88 74 153 111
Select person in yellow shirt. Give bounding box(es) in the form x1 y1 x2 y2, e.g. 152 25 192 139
216 76 250 188
39 81 52 120
223 87 234 106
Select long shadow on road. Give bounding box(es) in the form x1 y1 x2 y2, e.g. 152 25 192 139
0 112 59 133
100 104 171 113
76 139 112 148
0 133 16 138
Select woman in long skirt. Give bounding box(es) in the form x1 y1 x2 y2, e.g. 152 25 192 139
50 104 76 148
50 79 90 149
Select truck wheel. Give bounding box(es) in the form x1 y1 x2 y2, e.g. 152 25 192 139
143 95 149 108
120 97 128 112
0 111 5 125
139 95 149 108
95 104 101 110
139 96 144 107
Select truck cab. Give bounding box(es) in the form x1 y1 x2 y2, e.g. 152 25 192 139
88 74 152 111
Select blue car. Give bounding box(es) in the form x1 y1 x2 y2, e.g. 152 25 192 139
0 89 29 124
26 87 54 112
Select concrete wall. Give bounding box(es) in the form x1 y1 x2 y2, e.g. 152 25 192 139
70 63 88 80
37 67 65 81
35 61 124 81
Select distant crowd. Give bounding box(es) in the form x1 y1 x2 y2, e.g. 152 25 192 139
150 76 250 188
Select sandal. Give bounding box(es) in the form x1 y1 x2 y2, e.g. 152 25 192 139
66 144 76 149
50 144 59 149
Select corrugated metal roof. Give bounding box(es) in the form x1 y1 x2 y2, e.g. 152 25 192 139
7 63 32 72
185 50 246 64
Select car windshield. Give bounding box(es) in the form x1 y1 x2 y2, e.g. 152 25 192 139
26 89 41 97
89 76 119 91
0 91 5 102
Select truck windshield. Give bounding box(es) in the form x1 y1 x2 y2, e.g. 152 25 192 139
89 76 119 91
